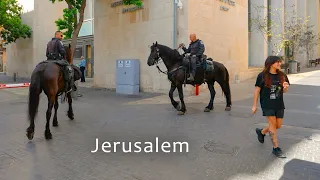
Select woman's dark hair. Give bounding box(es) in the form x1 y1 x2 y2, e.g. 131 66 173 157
262 56 286 88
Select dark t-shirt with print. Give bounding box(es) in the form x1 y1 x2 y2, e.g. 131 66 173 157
255 72 290 110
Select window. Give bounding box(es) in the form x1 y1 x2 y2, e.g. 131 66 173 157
74 47 83 58
84 0 93 20
79 0 94 37
79 20 93 37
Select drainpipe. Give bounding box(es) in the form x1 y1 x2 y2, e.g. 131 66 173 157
173 0 177 48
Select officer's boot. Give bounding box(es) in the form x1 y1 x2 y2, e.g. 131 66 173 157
70 76 77 91
64 79 69 92
64 67 70 92
187 56 196 82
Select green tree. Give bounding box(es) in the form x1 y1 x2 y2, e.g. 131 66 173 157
49 0 143 63
0 0 32 44
299 25 320 62
250 4 310 60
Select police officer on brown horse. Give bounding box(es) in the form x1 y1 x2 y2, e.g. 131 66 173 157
178 33 205 82
46 31 66 60
46 31 75 92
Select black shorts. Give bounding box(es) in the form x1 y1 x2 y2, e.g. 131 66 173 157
262 109 284 118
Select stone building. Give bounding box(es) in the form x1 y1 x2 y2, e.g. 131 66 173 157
4 0 320 93
5 0 95 78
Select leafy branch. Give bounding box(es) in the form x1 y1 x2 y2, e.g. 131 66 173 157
49 0 143 62
0 0 32 44
250 4 311 60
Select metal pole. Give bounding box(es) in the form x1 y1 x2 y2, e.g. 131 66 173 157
173 0 177 48
13 73 16 82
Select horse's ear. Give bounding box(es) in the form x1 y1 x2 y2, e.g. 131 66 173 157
68 44 71 48
155 41 158 45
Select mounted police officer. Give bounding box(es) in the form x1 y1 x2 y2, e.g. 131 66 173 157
178 33 205 82
46 31 66 60
46 31 74 92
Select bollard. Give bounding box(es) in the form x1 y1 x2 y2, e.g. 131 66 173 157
195 85 199 96
13 73 17 82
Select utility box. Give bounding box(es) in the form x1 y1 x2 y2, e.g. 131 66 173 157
116 59 140 95
289 60 298 74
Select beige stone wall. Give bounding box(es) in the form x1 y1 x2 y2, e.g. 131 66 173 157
94 0 176 92
6 8 34 77
187 0 249 82
94 0 250 93
6 0 66 77
2 50 6 67
306 0 320 64
0 49 6 72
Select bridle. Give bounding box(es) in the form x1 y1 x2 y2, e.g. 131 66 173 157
152 46 182 75
152 47 168 75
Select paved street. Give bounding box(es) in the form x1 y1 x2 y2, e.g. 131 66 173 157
0 68 320 180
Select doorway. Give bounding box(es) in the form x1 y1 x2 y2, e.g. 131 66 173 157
85 45 94 78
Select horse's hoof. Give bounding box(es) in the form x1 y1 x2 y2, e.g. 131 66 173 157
26 132 34 140
177 111 185 115
68 112 74 120
225 107 231 111
176 102 181 111
204 108 211 112
45 131 52 140
53 122 59 127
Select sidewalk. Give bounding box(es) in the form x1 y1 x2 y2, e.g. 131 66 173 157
1 66 320 103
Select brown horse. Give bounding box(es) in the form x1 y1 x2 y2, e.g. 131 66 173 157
26 44 82 140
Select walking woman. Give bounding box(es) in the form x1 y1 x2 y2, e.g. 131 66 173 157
252 56 290 158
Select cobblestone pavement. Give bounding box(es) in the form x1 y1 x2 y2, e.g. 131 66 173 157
0 69 320 180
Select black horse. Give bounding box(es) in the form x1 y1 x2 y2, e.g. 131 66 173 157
147 41 231 115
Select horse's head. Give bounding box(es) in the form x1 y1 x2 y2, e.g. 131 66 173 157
147 41 161 66
64 44 72 64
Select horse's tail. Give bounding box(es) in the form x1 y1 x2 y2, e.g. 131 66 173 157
28 71 41 122
220 66 230 95
222 67 231 106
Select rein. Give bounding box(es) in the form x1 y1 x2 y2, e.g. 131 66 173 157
155 60 168 75
152 45 188 87
155 46 182 75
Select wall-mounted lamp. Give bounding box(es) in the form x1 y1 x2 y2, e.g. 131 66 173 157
175 0 183 9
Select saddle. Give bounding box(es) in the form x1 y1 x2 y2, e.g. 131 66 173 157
39 59 74 92
182 54 215 72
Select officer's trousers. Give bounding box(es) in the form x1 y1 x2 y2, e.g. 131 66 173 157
190 56 198 76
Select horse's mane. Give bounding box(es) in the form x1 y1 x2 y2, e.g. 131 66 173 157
64 45 72 64
156 43 183 63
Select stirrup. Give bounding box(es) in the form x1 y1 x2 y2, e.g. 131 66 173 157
187 75 194 81
66 88 72 94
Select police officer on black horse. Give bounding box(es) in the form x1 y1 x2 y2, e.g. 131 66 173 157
46 30 75 92
178 33 205 82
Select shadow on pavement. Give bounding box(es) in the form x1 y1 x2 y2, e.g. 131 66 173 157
279 159 320 180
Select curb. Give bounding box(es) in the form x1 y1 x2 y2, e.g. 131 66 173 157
0 83 30 89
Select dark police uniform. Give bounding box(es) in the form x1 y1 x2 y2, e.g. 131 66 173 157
182 39 205 81
46 37 66 60
46 37 75 92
